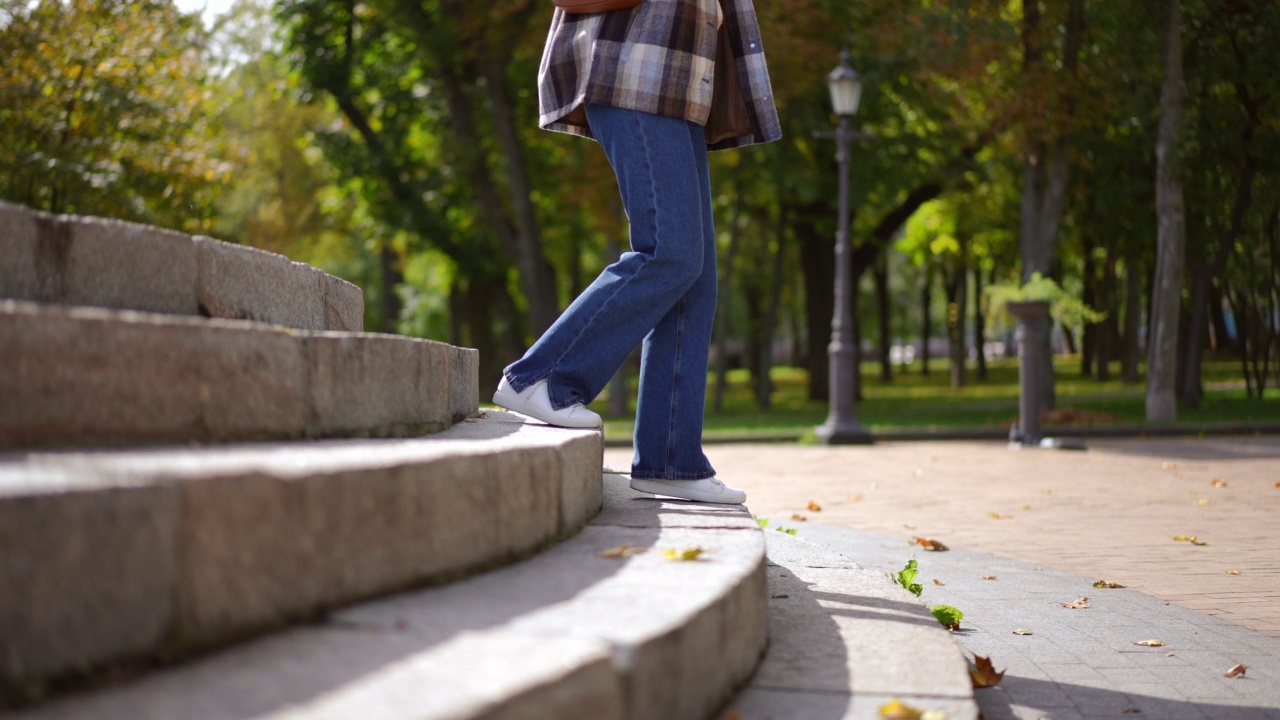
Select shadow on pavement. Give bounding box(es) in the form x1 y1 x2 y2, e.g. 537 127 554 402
977 674 1280 719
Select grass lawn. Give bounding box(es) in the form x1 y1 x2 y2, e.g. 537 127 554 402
588 356 1280 443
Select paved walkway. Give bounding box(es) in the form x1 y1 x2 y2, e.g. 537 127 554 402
605 435 1280 718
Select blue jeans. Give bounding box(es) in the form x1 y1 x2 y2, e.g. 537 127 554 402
503 104 717 480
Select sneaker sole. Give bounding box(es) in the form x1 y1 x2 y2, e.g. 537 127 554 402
629 478 746 505
492 389 603 429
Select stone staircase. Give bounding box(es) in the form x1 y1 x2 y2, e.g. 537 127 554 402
1 201 976 719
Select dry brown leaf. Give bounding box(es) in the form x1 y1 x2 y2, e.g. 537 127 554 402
1094 580 1126 589
969 655 1005 688
1211 478 1227 488
1134 639 1166 647
933 579 946 586
1123 708 1142 714
913 537 950 552
599 544 647 559
1227 570 1241 576
791 513 808 522
982 575 998 581
807 500 823 512
1061 597 1090 609
1012 628 1034 635
1275 482 1280 489
1223 663 1247 678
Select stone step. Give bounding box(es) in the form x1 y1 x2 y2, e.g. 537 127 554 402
0 201 362 332
0 300 476 449
9 471 765 720
0 411 604 704
731 530 979 719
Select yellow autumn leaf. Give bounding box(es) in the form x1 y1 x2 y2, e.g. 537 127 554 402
878 698 924 719
599 545 646 559
1134 639 1165 647
663 546 705 562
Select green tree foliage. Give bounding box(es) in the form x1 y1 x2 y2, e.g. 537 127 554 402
0 0 223 232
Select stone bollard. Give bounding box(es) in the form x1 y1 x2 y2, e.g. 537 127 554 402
1006 300 1051 446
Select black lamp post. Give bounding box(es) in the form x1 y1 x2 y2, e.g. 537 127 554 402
815 50 873 445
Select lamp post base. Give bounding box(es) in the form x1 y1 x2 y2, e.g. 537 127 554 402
814 419 874 445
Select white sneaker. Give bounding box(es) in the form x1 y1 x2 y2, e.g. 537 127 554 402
629 476 747 505
492 377 603 429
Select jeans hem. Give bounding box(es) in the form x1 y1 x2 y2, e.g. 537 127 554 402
631 470 717 481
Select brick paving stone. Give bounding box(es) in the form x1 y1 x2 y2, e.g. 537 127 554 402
606 436 1280 720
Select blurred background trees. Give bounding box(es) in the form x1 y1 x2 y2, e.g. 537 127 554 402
3 0 1277 416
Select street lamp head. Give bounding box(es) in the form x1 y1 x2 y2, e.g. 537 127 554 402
826 48 863 118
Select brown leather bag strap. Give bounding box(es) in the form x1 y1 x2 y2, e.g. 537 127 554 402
553 0 642 14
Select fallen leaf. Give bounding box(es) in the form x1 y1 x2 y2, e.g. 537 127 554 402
1163 462 1177 470
969 655 1005 688
1043 489 1056 495
1194 498 1211 506
1227 570 1241 575
878 698 924 719
1094 580 1126 589
1275 482 1279 489
913 537 950 552
791 513 808 522
1134 639 1166 647
1061 597 1090 609
807 500 823 512
931 604 964 630
1013 628 1034 636
1166 653 1175 657
1173 535 1208 546
988 511 1013 519
663 546 706 561
1223 663 1247 678
1123 708 1142 714
1019 504 1032 511
982 575 998 581
776 526 798 535
848 493 863 502
933 579 946 586
1212 478 1227 488
600 544 646 558
770 593 789 599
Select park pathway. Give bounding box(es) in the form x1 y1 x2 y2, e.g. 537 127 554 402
606 435 1280 718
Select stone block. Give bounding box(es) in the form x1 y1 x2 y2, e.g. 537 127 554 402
0 204 197 315
559 433 605 535
195 237 325 330
450 345 480 423
0 302 308 448
304 333 452 438
174 444 562 646
321 271 364 331
0 480 179 691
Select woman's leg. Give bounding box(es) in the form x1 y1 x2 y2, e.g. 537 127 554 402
630 118 717 481
502 105 707 417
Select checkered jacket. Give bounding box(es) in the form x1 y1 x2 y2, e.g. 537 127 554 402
537 0 781 150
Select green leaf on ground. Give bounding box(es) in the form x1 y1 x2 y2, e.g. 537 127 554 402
892 559 924 597
931 604 964 630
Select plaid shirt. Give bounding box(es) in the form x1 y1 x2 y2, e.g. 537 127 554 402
537 0 781 150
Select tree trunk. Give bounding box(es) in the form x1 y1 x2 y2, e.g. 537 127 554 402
874 254 893 383
1096 249 1116 382
920 263 933 376
974 266 988 380
479 58 559 336
1147 0 1186 421
797 202 833 401
379 242 404 333
758 206 789 409
1122 257 1143 382
948 262 967 388
713 183 745 412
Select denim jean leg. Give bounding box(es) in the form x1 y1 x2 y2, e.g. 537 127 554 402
631 118 717 481
502 105 708 412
